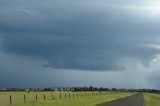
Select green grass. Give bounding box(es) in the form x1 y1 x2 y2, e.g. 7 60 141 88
144 93 160 106
3 92 160 106
13 92 132 106
0 92 132 106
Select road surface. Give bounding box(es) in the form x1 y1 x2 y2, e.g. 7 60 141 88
97 93 144 106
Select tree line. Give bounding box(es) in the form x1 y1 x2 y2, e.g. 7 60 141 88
0 87 160 93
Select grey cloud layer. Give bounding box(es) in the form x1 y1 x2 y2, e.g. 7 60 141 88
1 0 160 89
1 0 160 71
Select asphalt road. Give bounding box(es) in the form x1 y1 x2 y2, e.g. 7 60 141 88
97 93 144 106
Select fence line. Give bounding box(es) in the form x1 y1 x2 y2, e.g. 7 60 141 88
5 92 109 105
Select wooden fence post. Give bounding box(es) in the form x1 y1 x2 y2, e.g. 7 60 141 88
69 93 70 98
24 95 26 103
60 93 62 99
51 94 54 100
43 94 46 100
36 94 38 101
9 95 12 105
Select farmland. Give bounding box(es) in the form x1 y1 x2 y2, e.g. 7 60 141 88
1 91 160 106
144 93 160 106
0 92 132 106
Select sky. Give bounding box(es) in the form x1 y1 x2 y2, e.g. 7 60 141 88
0 0 160 89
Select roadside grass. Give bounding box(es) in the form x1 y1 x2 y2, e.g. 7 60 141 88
14 92 132 106
0 92 64 106
144 93 160 106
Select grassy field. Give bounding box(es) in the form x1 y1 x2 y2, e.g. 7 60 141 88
144 93 160 106
0 92 132 106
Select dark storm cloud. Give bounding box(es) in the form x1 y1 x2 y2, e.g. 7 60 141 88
0 0 160 71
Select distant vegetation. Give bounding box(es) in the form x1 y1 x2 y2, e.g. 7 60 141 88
0 86 160 93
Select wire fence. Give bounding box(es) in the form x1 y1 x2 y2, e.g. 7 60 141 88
0 91 107 106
